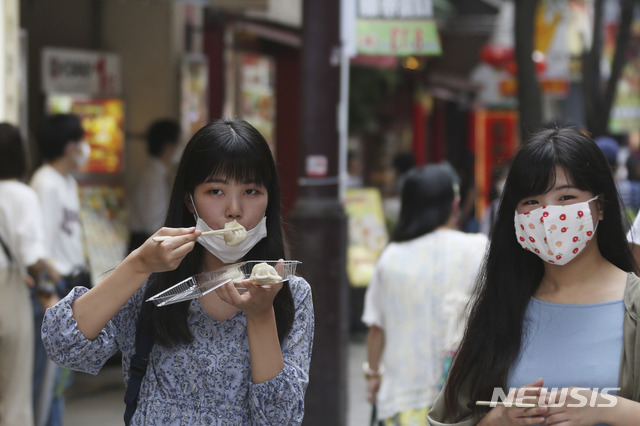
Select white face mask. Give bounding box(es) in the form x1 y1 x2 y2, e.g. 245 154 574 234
74 141 91 168
190 194 268 264
514 196 599 265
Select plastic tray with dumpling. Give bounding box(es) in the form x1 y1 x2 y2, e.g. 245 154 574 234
146 260 300 307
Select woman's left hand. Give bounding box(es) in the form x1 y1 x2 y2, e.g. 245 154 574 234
215 279 283 319
541 387 613 425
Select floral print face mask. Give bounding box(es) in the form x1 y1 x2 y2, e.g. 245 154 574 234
514 196 599 265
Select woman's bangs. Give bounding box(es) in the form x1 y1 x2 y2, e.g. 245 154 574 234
205 145 271 186
509 154 558 199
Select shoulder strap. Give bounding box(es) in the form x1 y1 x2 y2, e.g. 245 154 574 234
123 288 155 425
0 232 13 262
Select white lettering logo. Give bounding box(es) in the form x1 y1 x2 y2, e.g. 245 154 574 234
489 387 619 408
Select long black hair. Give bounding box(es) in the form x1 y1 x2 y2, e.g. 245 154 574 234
0 123 27 180
391 163 459 242
143 119 295 347
444 126 636 416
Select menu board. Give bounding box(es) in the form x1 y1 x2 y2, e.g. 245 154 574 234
46 95 125 174
79 184 128 286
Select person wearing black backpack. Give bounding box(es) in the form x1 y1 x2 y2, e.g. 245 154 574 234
41 119 314 425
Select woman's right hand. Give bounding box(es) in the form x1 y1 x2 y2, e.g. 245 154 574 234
366 376 381 404
133 227 201 274
479 378 549 425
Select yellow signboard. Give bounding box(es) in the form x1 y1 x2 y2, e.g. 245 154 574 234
344 187 389 287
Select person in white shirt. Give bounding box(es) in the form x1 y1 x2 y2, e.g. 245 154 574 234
127 119 180 252
362 163 488 425
31 114 89 284
30 113 90 426
0 123 59 426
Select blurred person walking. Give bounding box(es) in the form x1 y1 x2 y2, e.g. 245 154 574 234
362 163 488 425
596 136 640 223
479 160 511 236
128 119 181 252
30 113 90 426
0 123 59 426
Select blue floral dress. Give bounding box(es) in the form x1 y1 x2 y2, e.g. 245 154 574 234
42 276 314 425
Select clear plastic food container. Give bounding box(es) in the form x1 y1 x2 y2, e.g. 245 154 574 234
146 260 300 307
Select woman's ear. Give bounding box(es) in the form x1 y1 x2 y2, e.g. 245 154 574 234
184 193 195 215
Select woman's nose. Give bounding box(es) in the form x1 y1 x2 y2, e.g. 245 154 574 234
226 197 242 218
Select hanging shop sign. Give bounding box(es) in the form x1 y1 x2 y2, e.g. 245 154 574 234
42 48 121 96
355 0 440 56
356 19 441 56
358 0 433 18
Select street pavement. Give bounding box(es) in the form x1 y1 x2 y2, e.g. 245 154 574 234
62 334 371 425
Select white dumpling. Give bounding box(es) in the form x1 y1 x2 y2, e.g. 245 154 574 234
223 220 247 246
249 262 282 284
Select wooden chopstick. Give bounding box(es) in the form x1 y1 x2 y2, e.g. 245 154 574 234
152 226 244 242
475 401 537 408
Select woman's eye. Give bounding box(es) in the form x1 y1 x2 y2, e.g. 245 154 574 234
559 195 575 201
522 200 538 206
245 189 260 195
209 189 223 195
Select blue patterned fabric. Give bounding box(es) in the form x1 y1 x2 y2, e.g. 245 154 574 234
42 276 314 425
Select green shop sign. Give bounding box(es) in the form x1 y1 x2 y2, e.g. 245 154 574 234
356 19 441 56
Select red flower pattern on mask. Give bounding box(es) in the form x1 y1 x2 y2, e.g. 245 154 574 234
515 197 597 264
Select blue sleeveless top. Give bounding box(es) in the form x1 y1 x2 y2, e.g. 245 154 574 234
508 297 624 395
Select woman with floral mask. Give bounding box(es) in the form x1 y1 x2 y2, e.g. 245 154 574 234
428 126 640 426
41 119 314 425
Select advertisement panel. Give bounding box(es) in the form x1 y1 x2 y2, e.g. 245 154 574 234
42 48 121 96
46 96 125 174
239 53 277 152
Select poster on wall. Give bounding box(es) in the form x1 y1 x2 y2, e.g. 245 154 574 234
238 53 276 153
46 96 125 174
180 55 209 141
